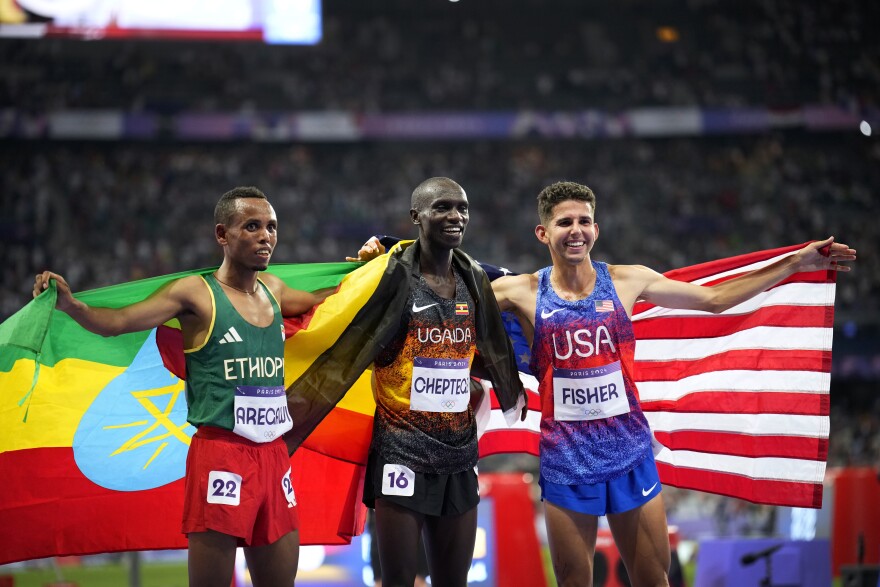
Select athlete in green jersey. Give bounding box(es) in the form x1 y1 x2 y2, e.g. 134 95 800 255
34 186 328 587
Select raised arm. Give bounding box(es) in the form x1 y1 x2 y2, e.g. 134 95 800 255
344 236 386 262
33 271 199 336
612 237 856 315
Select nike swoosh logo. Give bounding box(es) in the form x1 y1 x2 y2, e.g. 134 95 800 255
412 302 439 313
540 308 563 319
642 482 659 497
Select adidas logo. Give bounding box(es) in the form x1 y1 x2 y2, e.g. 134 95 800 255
218 326 244 344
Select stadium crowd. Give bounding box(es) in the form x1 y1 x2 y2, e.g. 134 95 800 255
2 134 876 327
1 0 877 113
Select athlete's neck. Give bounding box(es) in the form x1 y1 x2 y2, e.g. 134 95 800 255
214 265 260 296
418 245 456 298
550 261 596 301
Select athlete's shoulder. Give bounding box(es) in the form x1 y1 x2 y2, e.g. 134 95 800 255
172 274 217 315
608 264 666 308
495 272 539 287
608 263 659 282
492 272 539 314
257 271 284 289
258 270 280 282
164 274 211 300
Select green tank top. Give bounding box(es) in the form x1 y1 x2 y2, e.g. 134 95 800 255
184 273 291 442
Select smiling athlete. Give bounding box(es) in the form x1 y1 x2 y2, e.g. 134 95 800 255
491 181 856 587
34 186 328 587
341 177 527 587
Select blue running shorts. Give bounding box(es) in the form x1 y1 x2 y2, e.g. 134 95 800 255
540 451 661 516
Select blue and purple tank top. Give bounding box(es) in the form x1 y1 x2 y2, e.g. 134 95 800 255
530 262 652 484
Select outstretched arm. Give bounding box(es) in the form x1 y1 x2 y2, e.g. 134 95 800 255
33 271 197 336
614 237 856 314
259 272 335 317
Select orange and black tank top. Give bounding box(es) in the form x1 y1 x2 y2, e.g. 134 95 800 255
371 267 477 474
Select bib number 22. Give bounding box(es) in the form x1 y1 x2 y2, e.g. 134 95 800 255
207 471 242 506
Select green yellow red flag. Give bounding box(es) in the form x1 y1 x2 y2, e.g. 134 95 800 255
0 260 377 564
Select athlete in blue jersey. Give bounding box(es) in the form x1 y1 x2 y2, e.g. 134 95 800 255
492 181 856 587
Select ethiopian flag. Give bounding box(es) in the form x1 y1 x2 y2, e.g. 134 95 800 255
0 261 376 565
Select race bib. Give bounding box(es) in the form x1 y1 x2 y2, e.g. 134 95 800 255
552 361 630 421
410 357 470 413
207 470 242 506
232 385 292 443
382 464 415 497
281 467 297 508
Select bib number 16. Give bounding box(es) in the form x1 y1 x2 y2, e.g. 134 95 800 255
382 464 415 497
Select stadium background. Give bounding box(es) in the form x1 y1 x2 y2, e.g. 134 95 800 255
1 0 878 585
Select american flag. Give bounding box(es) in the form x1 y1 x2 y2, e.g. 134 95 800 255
595 299 614 313
476 243 835 508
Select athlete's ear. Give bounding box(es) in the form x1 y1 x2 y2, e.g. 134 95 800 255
410 209 420 225
215 223 228 246
535 224 549 244
594 223 599 242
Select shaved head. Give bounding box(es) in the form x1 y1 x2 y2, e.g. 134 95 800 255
411 177 465 212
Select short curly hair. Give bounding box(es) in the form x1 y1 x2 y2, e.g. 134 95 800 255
214 186 268 225
537 181 596 224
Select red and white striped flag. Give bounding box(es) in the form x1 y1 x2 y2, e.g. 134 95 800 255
477 242 835 508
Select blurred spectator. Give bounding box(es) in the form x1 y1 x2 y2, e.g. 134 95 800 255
0 0 877 113
2 135 875 326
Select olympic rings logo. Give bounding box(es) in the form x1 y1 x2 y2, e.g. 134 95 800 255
441 400 458 409
264 431 277 439
583 409 603 417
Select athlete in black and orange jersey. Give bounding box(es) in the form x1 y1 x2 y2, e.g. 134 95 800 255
367 262 478 480
33 186 329 587
355 177 527 587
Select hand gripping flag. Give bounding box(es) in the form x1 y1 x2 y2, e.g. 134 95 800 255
0 242 837 563
0 263 373 565
477 242 837 509
0 240 522 566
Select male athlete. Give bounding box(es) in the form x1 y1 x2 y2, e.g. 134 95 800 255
34 186 325 587
490 181 856 587
308 177 527 587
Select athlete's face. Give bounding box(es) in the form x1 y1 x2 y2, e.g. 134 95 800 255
216 198 278 271
535 199 598 266
412 188 469 251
